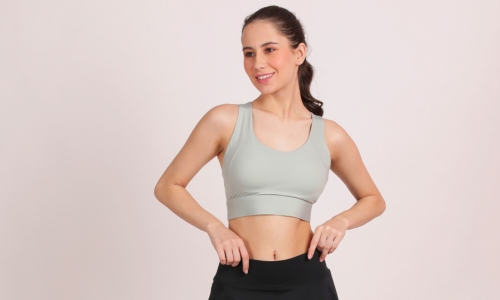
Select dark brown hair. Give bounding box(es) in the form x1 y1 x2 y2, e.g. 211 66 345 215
242 5 324 116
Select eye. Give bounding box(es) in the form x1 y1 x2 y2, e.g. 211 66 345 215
265 48 275 53
244 52 254 57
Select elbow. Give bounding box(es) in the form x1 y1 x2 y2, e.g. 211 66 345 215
154 183 172 207
154 181 184 202
154 182 170 201
153 183 163 200
377 196 386 216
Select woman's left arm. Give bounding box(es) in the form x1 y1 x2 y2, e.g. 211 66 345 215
308 119 386 262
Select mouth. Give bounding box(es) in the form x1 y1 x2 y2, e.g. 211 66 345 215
255 72 275 83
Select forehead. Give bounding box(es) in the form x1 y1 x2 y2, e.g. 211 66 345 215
241 20 287 46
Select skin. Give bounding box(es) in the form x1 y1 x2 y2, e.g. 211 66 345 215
154 20 386 275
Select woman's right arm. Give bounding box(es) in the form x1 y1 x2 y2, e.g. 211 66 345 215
153 104 250 274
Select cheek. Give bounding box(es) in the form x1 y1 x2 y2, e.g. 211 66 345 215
270 54 294 75
243 60 253 75
270 55 286 67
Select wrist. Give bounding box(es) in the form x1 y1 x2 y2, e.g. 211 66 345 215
330 214 350 229
205 220 226 233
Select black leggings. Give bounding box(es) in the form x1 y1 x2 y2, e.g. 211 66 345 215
208 248 339 300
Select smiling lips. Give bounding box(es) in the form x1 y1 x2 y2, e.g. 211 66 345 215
255 72 275 83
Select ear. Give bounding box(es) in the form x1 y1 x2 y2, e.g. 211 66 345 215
295 42 307 65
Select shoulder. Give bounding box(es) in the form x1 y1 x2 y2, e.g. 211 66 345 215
201 103 239 129
321 117 358 161
198 103 240 151
322 117 349 144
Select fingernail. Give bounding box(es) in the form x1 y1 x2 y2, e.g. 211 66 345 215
244 269 248 274
308 253 312 259
319 258 323 262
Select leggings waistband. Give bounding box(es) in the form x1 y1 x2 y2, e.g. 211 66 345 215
212 248 330 290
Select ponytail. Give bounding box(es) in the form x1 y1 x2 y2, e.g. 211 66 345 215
298 58 324 116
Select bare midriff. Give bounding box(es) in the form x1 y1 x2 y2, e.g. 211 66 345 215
228 215 314 261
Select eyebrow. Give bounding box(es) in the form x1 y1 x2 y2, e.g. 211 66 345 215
242 41 279 51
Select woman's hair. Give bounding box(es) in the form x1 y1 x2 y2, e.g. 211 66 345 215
242 5 324 116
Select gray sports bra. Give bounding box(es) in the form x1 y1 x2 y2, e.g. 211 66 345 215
222 101 331 222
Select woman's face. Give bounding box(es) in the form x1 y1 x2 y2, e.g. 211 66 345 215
241 20 305 95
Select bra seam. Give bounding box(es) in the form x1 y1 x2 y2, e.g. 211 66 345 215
229 192 314 203
222 104 242 170
225 103 248 197
226 127 251 197
311 142 330 170
312 117 332 169
223 103 244 197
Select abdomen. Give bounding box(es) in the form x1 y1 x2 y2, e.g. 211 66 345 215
228 215 314 261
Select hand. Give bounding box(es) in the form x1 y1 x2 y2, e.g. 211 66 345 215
206 223 250 274
307 216 349 262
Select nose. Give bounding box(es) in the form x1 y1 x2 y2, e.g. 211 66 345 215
253 52 267 70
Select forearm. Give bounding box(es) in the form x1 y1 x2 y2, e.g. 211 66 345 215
331 195 386 230
154 183 226 233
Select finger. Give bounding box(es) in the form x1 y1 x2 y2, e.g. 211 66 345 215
216 246 226 265
320 239 333 262
224 245 234 265
308 229 322 259
239 243 250 274
328 239 336 254
231 245 241 267
328 233 344 254
317 234 328 252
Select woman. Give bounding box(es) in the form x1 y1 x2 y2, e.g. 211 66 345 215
154 5 386 300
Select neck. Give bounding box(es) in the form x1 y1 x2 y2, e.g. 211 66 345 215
255 79 305 119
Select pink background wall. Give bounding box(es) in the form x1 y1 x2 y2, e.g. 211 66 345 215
1 0 499 299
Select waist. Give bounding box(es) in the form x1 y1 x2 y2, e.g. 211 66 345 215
229 215 313 260
213 248 330 289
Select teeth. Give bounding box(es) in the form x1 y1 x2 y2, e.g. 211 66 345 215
257 73 273 80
